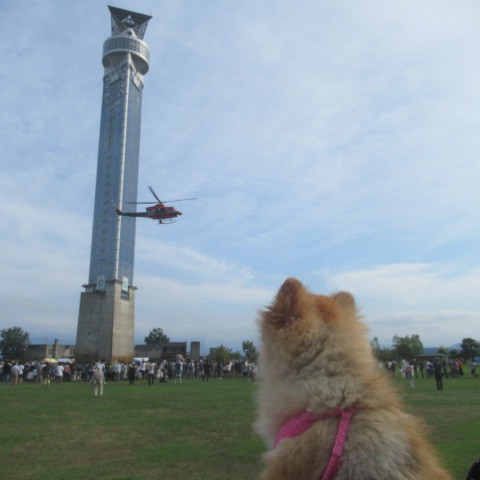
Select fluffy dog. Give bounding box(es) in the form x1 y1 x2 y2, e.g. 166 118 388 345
255 278 452 480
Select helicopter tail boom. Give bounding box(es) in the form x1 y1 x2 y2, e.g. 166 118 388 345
115 207 147 218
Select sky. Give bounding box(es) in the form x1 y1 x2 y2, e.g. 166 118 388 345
1 1 480 355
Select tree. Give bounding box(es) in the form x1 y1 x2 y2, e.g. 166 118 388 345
437 346 448 355
371 337 394 363
371 337 381 357
392 334 424 360
144 327 169 346
460 338 480 361
0 327 30 359
229 350 243 361
448 349 459 360
211 344 233 364
242 339 259 362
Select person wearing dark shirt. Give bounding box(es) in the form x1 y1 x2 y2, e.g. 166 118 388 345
433 358 444 391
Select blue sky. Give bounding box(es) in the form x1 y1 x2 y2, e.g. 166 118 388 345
1 1 479 354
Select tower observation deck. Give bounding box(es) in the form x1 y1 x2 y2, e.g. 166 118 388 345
103 5 151 75
76 6 152 362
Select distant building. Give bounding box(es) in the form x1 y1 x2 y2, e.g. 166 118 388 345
24 339 74 362
135 341 201 362
190 341 200 361
22 340 200 363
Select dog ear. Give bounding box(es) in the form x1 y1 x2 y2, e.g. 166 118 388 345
263 277 304 329
331 291 356 311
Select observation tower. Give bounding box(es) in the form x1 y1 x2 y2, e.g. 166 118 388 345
75 6 152 362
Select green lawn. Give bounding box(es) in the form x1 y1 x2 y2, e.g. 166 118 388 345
0 376 478 479
395 375 479 480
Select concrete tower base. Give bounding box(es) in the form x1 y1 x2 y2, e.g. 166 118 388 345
75 280 136 362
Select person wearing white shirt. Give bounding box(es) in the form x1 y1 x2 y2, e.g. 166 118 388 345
90 364 105 397
55 364 64 386
10 363 20 385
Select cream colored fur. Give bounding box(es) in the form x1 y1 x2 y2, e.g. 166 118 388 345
255 278 452 480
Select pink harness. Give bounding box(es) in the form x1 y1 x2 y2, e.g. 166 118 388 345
274 407 360 480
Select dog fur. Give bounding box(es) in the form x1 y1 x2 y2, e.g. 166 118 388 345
255 278 452 480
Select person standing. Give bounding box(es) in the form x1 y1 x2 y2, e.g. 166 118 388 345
418 360 425 378
147 361 156 386
113 361 121 381
242 361 249 381
202 359 211 382
128 363 136 385
442 358 449 378
433 358 444 391
17 363 24 383
404 362 414 388
63 364 71 382
10 362 19 385
174 359 183 384
426 361 433 377
90 363 105 397
36 363 43 383
139 361 147 380
55 364 64 386
3 361 12 383
412 359 418 378
41 362 51 387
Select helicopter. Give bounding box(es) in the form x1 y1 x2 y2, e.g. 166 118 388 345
115 186 195 224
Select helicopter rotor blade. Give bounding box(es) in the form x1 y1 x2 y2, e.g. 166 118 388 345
129 187 197 204
162 198 197 203
148 186 162 203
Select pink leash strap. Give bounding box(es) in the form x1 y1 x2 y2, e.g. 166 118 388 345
274 407 360 480
274 411 321 448
321 409 355 480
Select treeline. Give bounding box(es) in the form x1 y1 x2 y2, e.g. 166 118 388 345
3 324 479 366
210 340 259 364
371 334 480 362
143 327 260 364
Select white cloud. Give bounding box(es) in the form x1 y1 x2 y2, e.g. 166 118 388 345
318 263 480 346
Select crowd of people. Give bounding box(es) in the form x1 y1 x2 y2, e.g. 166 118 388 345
2 356 476 392
0 356 259 387
384 357 477 390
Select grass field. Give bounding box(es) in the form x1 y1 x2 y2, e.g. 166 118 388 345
0 376 478 479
